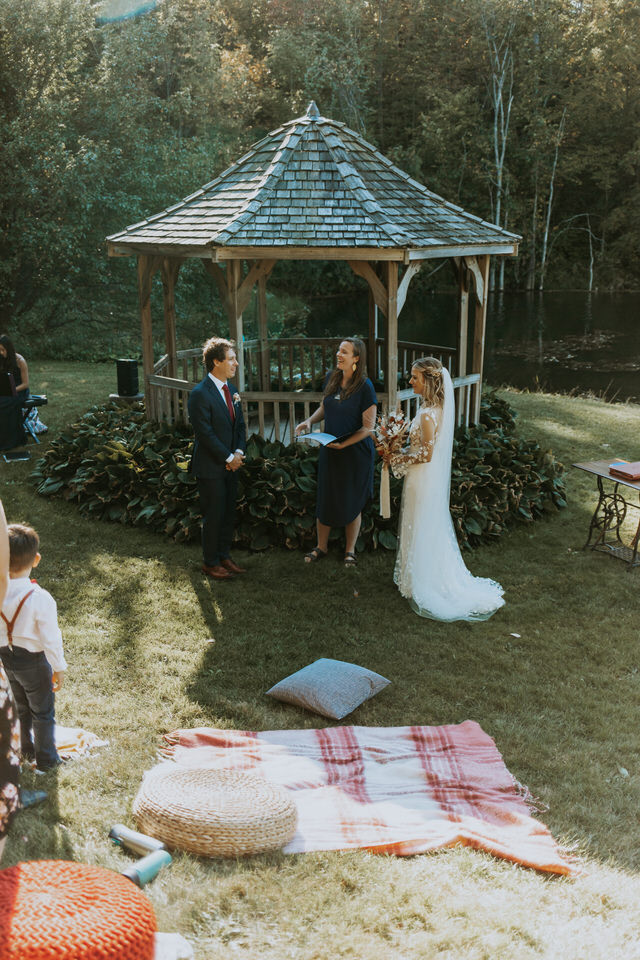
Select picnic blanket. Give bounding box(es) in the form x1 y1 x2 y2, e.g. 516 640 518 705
159 721 574 875
55 725 109 759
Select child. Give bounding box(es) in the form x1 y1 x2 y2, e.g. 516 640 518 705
0 524 66 772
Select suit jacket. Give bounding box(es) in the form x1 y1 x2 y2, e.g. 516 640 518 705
188 376 246 479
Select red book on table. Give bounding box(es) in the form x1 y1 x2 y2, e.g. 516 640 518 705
609 461 640 481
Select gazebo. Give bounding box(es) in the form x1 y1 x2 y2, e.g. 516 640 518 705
107 102 519 439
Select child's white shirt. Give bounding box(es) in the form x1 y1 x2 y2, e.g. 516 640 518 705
0 576 67 673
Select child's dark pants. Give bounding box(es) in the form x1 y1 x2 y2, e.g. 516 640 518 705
0 647 59 770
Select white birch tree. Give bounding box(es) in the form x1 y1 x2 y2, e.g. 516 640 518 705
483 12 514 291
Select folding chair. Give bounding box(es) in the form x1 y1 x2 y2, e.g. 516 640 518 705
22 395 48 443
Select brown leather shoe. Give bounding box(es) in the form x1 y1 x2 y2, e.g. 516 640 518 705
220 557 247 575
201 563 235 580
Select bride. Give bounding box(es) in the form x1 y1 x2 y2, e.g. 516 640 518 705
390 357 504 621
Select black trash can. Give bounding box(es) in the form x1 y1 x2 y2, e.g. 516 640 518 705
116 359 139 397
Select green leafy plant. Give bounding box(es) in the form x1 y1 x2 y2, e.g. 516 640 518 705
31 392 566 551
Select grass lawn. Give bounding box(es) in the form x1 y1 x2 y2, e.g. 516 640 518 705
2 361 640 959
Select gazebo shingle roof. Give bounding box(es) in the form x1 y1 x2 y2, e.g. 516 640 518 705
107 102 520 256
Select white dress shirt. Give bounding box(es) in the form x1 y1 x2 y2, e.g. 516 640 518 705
208 373 241 463
0 577 67 672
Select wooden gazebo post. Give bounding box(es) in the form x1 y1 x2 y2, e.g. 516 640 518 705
453 254 491 424
161 258 181 379
226 260 245 389
137 254 161 420
202 258 277 394
456 259 470 425
471 255 491 422
258 273 270 391
367 290 377 383
385 262 399 412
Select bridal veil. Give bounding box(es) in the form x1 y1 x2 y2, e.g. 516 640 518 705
394 368 505 621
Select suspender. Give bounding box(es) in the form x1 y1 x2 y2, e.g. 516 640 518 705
1 589 35 650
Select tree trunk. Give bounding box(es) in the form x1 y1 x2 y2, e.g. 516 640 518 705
526 172 539 291
539 108 567 291
484 16 514 292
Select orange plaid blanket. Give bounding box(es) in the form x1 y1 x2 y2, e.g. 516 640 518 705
161 721 574 875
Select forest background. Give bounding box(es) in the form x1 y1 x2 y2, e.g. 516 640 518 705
1 0 639 361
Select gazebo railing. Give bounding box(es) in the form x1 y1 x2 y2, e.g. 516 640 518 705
242 337 457 392
149 340 476 436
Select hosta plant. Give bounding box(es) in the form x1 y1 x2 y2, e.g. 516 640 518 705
32 393 566 552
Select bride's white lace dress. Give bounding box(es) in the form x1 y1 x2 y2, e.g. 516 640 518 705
392 369 504 621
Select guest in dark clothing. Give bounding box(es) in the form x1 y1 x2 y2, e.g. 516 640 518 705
0 500 20 864
295 338 377 567
0 335 29 401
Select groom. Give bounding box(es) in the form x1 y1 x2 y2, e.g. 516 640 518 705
188 337 247 580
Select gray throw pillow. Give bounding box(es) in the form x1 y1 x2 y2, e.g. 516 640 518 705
265 658 390 720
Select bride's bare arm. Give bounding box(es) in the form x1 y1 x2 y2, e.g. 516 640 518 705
390 409 438 478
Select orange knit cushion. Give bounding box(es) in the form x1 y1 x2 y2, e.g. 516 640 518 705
0 860 157 960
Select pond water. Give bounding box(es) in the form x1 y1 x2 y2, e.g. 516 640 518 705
304 291 640 403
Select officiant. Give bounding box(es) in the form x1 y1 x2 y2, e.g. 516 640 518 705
295 338 377 567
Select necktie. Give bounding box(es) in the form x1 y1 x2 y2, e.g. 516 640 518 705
222 383 235 422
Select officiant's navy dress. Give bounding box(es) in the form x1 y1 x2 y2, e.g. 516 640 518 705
317 378 377 527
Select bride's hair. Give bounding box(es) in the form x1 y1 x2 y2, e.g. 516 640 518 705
412 357 445 407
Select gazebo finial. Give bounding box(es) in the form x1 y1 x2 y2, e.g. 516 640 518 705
306 100 320 120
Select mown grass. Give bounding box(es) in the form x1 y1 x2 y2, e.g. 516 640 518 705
2 362 640 959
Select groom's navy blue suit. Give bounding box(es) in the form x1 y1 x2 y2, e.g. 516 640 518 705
188 376 246 567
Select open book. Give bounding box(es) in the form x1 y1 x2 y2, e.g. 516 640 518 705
295 432 350 447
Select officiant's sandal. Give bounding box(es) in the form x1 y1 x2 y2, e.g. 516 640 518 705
304 547 327 563
344 552 358 567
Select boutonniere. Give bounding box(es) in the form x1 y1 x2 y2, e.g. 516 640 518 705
233 392 241 405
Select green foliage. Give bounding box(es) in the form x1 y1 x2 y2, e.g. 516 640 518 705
31 392 566 551
1 0 639 347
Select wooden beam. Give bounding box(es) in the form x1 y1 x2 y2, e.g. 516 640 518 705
347 260 388 317
463 256 484 305
217 247 407 262
161 258 182 379
137 254 162 421
202 260 230 314
110 241 519 262
203 259 277 367
385 261 399 412
471 255 491 424
258 273 270 392
367 288 377 383
109 242 407 261
236 259 276 316
407 243 519 259
456 261 470 427
108 242 211 259
457 265 469 379
397 261 423 317
226 260 245 390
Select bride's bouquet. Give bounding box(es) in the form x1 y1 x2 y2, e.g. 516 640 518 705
374 411 409 519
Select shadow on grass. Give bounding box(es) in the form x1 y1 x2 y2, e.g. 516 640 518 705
7 378 640 878
183 567 283 729
6 766 73 865
178 538 640 873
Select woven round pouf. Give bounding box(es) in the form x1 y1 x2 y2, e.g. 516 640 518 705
0 860 156 960
133 767 297 857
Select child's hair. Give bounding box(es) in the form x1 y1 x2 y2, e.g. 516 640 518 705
8 524 39 573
